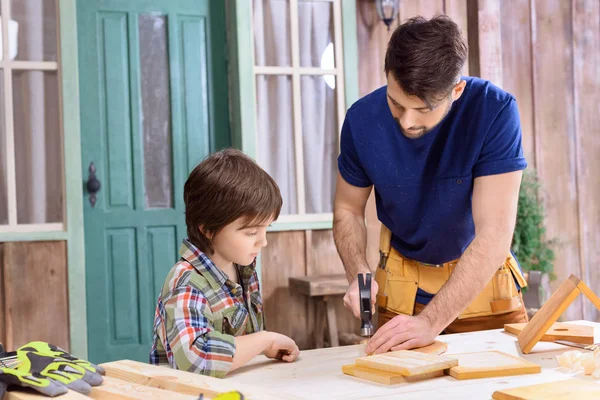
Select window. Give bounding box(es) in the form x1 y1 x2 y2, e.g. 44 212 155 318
0 0 63 233
252 0 346 227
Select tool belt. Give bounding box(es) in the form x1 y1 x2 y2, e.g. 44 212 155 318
374 225 528 320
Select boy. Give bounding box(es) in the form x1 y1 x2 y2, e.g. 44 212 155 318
150 149 300 378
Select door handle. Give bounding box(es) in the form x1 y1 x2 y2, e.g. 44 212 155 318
86 162 101 208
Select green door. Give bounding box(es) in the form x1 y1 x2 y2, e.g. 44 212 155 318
77 0 229 364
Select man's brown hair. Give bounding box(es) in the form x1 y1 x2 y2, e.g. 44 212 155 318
384 14 468 108
184 148 282 254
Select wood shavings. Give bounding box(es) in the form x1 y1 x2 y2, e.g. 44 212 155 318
556 349 600 378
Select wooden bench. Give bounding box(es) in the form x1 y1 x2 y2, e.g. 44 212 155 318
289 274 349 348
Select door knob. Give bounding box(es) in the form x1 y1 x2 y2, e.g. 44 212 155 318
86 162 101 208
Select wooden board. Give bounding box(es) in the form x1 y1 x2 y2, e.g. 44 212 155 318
261 231 309 349
355 350 458 376
4 390 89 400
518 275 582 354
342 340 448 384
342 364 443 385
2 241 69 350
89 376 198 399
492 378 600 400
447 351 541 380
505 322 594 345
288 274 347 297
573 0 600 324
100 359 298 400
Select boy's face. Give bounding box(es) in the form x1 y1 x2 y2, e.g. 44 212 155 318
210 216 273 267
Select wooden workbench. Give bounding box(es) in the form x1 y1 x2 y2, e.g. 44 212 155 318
226 320 600 399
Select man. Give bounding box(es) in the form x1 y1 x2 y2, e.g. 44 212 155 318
333 15 528 355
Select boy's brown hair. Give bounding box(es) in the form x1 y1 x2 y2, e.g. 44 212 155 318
184 148 282 254
385 14 468 108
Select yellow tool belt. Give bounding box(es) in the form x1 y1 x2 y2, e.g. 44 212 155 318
374 225 528 320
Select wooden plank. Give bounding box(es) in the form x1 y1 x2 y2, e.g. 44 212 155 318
504 322 594 345
443 0 469 75
517 275 581 354
356 350 458 376
399 0 445 22
3 241 69 350
356 0 391 96
306 230 358 341
4 390 89 400
289 274 348 297
473 0 503 86
447 351 541 380
100 359 299 400
90 376 197 399
532 0 583 322
261 231 309 349
342 364 443 385
499 0 535 165
577 281 600 312
492 378 600 400
0 243 4 345
572 0 600 322
342 340 448 384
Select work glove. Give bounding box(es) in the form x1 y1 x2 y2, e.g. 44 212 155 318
0 341 104 397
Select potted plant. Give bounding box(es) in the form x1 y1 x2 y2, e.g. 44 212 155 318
511 169 556 311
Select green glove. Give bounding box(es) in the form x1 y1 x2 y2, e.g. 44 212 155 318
19 341 105 380
0 342 104 397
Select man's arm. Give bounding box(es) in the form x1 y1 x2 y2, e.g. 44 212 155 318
365 170 523 354
333 172 377 318
333 172 372 281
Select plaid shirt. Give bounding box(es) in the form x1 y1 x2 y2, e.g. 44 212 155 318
150 239 263 378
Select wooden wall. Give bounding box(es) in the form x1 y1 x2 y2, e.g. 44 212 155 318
0 241 70 350
261 0 600 348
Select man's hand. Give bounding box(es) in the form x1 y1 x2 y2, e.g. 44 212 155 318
364 314 438 355
343 271 378 319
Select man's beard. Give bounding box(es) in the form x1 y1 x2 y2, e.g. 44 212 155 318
396 100 453 139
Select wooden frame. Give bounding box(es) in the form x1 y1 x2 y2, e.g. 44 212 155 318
0 0 66 234
518 274 600 354
243 0 358 230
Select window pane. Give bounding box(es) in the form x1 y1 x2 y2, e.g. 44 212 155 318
298 0 335 68
11 0 58 61
253 0 292 67
139 14 173 209
0 74 6 224
301 75 337 213
255 74 297 214
13 70 63 224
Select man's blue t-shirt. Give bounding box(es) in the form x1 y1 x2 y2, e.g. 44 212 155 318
338 77 527 289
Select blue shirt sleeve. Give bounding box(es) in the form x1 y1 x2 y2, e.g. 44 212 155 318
473 98 528 178
337 116 372 187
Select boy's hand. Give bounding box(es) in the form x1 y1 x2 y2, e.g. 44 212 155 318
263 333 300 362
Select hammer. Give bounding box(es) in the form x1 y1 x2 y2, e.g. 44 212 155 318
358 273 374 337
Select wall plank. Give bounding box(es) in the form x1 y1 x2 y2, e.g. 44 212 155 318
399 0 445 22
444 0 470 76
572 0 600 321
0 244 4 345
532 0 583 320
306 230 359 339
2 241 69 350
500 0 536 165
261 231 309 349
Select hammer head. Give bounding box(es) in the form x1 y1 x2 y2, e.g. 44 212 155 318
358 273 374 337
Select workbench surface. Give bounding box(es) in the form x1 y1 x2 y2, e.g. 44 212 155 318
226 320 600 399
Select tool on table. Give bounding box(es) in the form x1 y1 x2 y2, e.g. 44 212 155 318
555 340 600 351
359 273 374 337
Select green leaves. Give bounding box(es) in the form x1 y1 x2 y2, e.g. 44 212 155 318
512 170 556 280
